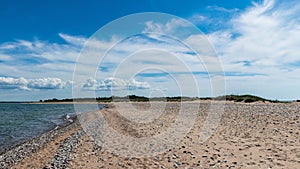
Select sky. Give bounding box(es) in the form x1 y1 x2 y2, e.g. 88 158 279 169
0 0 300 101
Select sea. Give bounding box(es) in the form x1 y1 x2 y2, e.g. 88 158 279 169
0 103 104 154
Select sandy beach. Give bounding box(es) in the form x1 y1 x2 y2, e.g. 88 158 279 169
1 101 299 169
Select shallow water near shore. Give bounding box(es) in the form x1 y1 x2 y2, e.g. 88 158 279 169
0 103 104 154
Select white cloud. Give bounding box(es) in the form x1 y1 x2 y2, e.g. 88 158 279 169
208 0 300 69
129 79 151 90
0 53 12 61
27 78 71 90
0 33 85 80
0 43 16 50
83 77 150 91
143 18 190 35
207 5 239 13
82 78 97 88
59 33 87 46
0 77 71 90
205 0 300 99
188 14 207 25
0 77 28 90
17 40 34 49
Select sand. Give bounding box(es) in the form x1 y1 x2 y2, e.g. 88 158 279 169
1 101 299 168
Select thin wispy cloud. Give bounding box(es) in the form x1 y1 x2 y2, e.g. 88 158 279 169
0 35 83 78
188 14 207 25
207 5 239 13
209 0 300 70
207 0 300 99
59 33 87 47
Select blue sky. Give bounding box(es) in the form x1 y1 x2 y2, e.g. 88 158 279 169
0 0 253 43
1 0 300 101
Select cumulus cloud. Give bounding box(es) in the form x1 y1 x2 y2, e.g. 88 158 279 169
83 77 150 91
0 77 28 90
27 78 71 90
0 77 71 90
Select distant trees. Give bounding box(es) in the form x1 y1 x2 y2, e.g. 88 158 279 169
214 94 268 103
39 94 287 103
43 98 66 102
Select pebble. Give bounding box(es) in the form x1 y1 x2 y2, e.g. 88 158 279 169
210 163 216 167
0 120 79 168
48 129 84 168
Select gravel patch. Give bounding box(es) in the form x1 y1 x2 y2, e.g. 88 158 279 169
44 128 84 169
0 118 79 169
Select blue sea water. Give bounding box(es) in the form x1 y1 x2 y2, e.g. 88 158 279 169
0 103 103 153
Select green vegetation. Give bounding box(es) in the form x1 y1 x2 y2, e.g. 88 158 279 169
214 94 269 103
40 94 290 103
43 98 73 102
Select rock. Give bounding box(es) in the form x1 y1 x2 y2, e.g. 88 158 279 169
210 163 215 167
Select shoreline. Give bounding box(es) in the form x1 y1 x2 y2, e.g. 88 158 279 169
0 115 80 168
0 113 78 155
0 103 109 156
